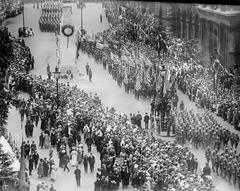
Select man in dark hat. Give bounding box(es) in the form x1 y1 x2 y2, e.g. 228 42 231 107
28 120 34 137
30 141 37 154
32 150 39 169
43 157 49 177
24 141 30 158
39 132 44 149
232 163 238 186
83 154 89 173
144 113 149 130
136 111 142 128
85 134 93 153
202 162 211 177
88 68 92 82
63 153 70 172
86 62 89 75
88 152 95 173
74 165 81 187
29 155 34 176
46 64 51 80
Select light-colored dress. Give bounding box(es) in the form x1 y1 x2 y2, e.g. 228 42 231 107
50 165 57 181
44 133 50 149
37 161 44 177
71 150 77 166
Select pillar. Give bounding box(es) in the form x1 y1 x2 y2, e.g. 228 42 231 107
217 23 221 51
180 19 184 39
205 21 211 60
192 20 195 39
199 18 204 53
186 18 189 40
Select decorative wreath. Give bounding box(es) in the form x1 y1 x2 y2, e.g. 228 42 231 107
61 24 75 37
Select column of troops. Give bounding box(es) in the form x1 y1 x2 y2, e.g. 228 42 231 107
38 1 62 32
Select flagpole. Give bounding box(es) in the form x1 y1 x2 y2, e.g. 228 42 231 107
22 2 25 28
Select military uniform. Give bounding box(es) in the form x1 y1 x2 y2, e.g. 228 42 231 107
210 150 216 173
232 163 238 186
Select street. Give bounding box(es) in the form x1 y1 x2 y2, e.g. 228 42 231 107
3 2 240 191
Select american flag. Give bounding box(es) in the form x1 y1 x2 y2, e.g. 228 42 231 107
135 67 143 91
145 68 152 86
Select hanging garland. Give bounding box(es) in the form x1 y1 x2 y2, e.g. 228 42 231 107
61 24 75 37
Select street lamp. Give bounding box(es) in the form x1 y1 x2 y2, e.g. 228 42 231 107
160 65 167 97
159 65 167 132
213 59 220 95
78 0 86 30
53 66 61 108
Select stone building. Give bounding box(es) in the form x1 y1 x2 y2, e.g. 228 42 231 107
123 1 240 70
171 4 240 70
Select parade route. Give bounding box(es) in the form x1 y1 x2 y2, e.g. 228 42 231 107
3 2 240 191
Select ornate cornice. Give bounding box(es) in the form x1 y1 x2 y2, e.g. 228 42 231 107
197 5 240 28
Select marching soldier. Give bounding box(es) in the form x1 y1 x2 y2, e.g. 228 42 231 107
215 153 220 175
210 150 216 173
232 162 238 186
223 157 228 178
227 160 233 183
205 147 211 163
219 154 224 177
237 164 240 189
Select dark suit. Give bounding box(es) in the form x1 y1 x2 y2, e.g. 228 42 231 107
88 155 95 172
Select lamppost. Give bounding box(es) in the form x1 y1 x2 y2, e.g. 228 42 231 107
78 0 86 30
159 65 167 132
53 66 61 108
213 59 220 95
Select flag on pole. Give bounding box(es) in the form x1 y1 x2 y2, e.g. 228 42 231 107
145 68 151 86
135 67 143 91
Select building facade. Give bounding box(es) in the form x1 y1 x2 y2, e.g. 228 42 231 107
171 4 240 70
124 1 240 70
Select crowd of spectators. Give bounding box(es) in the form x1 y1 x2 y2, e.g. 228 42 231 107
2 25 217 191
77 1 240 130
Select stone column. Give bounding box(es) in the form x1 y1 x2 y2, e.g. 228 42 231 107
180 18 184 39
192 20 195 39
186 18 189 40
217 23 221 52
199 18 204 53
205 21 211 60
